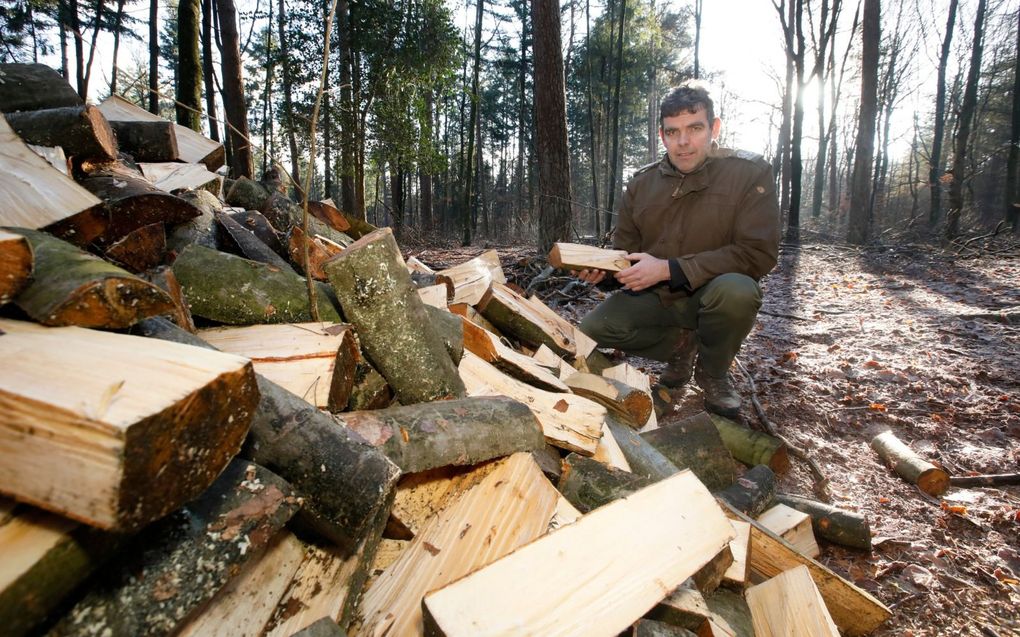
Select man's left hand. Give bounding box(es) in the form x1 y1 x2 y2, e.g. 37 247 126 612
616 253 670 291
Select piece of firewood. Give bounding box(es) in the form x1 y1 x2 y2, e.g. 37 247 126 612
647 580 712 632
199 322 358 411
165 189 223 253
0 319 258 530
313 199 376 239
173 244 341 324
0 63 83 112
478 282 577 357
27 143 70 174
693 545 736 595
139 161 222 195
108 120 180 162
357 453 560 637
0 229 32 304
572 321 599 358
347 355 394 410
263 193 354 247
871 430 950 496
709 413 790 474
565 371 653 428
459 351 604 455
558 452 653 513
97 94 224 170
417 283 448 308
134 316 401 552
405 255 434 274
5 105 118 160
632 619 698 637
103 222 166 273
716 465 777 517
227 209 287 256
548 241 631 272
6 228 173 328
0 502 121 637
175 531 306 637
640 412 738 492
48 461 300 637
0 115 103 240
338 396 545 473
144 266 197 332
757 503 820 559
604 415 679 480
776 493 872 550
722 521 751 589
424 303 465 366
461 315 569 391
592 419 632 471
288 224 343 280
423 470 736 637
324 227 465 404
216 211 296 273
449 301 504 336
745 565 840 637
386 464 493 538
224 175 273 210
720 501 891 635
703 589 754 637
603 362 658 430
434 249 506 305
533 342 578 378
290 618 345 637
306 199 353 233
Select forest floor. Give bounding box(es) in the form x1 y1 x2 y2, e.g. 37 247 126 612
410 234 1020 637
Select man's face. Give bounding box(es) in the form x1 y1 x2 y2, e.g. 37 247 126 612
659 107 721 174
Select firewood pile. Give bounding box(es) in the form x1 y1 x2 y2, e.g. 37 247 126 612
0 62 893 637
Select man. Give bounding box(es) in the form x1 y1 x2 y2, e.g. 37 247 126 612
578 82 780 417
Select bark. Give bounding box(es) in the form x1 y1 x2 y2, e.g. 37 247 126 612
176 0 202 131
1008 8 1020 232
227 209 287 256
477 283 577 357
0 63 83 113
929 0 959 227
110 0 126 94
716 465 777 518
461 0 484 246
202 0 219 141
870 430 949 496
0 230 33 305
338 396 545 473
603 416 679 481
215 0 253 178
709 413 790 474
262 193 353 246
148 0 158 113
225 175 273 211
216 212 296 273
108 120 181 162
49 461 300 637
424 304 465 365
7 228 173 328
3 105 117 161
557 452 655 513
640 412 737 492
172 244 341 324
847 0 879 245
775 493 872 550
104 222 166 273
605 0 627 231
347 357 394 410
323 228 466 404
338 0 355 215
166 189 223 252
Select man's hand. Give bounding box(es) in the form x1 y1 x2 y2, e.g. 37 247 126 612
615 253 670 291
572 268 607 285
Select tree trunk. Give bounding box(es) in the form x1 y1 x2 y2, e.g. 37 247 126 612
1009 8 1020 232
148 0 159 113
532 0 573 254
462 0 484 247
847 0 879 245
202 0 219 141
110 0 126 94
276 0 300 191
929 0 959 227
176 0 202 131
693 0 702 79
216 0 253 178
605 0 627 232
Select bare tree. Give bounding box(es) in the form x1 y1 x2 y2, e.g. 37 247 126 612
1007 7 1019 232
847 0 879 244
928 0 959 226
462 0 484 246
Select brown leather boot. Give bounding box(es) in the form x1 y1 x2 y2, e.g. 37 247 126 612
695 365 741 417
659 329 698 389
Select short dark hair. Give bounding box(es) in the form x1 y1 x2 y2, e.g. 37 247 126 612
660 82 715 127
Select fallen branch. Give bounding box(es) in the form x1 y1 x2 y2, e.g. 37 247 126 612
948 473 1020 488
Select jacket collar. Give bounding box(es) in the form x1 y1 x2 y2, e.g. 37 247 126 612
657 152 713 195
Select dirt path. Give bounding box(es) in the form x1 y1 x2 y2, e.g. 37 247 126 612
413 240 1020 636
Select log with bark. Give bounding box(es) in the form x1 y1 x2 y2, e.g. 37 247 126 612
646 580 712 632
103 222 166 272
306 199 353 234
109 120 180 162
548 242 631 272
216 211 296 273
226 209 287 257
48 460 300 637
144 266 197 332
6 228 173 328
165 189 222 253
225 175 273 211
0 319 259 530
477 282 578 357
422 470 736 637
0 116 103 241
347 356 394 411
640 412 738 492
172 244 342 324
565 371 653 428
870 430 950 496
4 105 118 160
557 452 655 513
602 362 658 430
338 396 545 473
0 229 32 304
262 194 354 247
198 322 358 411
135 316 401 552
775 493 872 550
97 95 224 170
604 416 679 480
709 413 789 474
716 465 778 518
323 228 465 404
745 565 840 637
0 63 83 112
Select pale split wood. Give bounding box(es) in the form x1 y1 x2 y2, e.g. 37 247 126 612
435 249 505 305
757 504 820 559
532 343 577 379
175 532 306 637
416 283 448 309
198 322 355 410
0 506 77 599
565 371 653 428
460 316 569 392
422 470 736 637
722 520 751 588
356 453 559 637
97 95 224 169
405 256 434 274
449 302 503 337
745 565 840 637
138 162 223 195
459 351 603 456
27 144 69 174
547 242 631 272
572 324 599 358
592 421 632 472
389 463 500 538
0 115 102 229
548 495 582 532
603 362 658 430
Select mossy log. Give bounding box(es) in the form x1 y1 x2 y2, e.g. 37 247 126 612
7 227 173 328
108 120 180 162
705 588 755 637
226 209 286 257
324 228 465 404
347 357 394 410
557 452 654 513
776 493 872 551
709 413 790 474
716 465 777 517
172 244 341 324
565 371 652 427
5 105 118 160
216 211 295 273
0 63 83 112
338 396 544 473
135 317 401 552
640 412 737 492
425 304 465 365
144 266 196 332
224 175 273 211
48 460 300 637
262 193 354 246
0 229 32 304
870 430 950 496
165 189 222 253
604 416 678 481
103 222 166 273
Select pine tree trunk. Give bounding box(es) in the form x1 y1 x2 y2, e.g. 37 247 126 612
202 0 219 141
148 0 158 113
216 0 253 178
176 0 202 131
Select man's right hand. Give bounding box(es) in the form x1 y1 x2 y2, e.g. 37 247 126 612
573 268 607 285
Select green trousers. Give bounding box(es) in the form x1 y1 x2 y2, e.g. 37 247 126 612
579 273 762 377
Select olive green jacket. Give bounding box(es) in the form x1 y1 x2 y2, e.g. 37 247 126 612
613 148 781 304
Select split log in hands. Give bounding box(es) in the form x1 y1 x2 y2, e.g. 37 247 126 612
548 242 632 272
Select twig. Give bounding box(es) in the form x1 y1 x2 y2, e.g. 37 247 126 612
954 221 1007 255
759 309 815 322
734 357 830 501
950 473 1020 488
525 265 556 296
